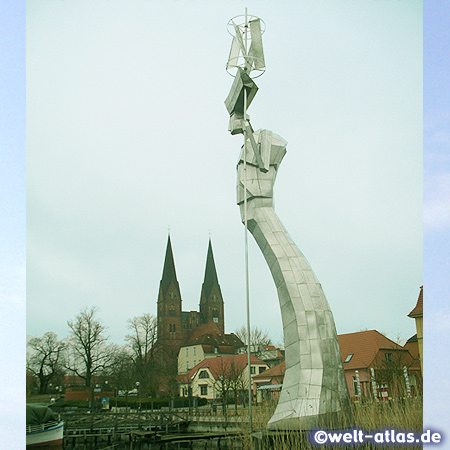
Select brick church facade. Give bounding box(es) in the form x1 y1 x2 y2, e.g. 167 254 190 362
154 236 229 373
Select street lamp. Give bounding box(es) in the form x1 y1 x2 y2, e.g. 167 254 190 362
136 382 140 411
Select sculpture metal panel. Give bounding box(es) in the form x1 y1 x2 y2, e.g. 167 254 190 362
225 13 353 430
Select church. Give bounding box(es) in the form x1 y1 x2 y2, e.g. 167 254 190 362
155 235 242 373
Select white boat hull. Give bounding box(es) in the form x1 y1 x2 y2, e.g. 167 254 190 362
26 421 64 449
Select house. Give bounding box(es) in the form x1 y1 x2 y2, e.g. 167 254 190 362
338 330 421 399
250 330 422 403
178 353 268 401
253 360 285 403
408 286 423 373
177 321 243 374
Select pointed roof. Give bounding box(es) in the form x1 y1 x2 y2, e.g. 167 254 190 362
201 239 221 300
160 235 180 298
408 285 423 318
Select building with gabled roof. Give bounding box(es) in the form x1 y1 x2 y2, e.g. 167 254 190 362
178 353 268 401
253 360 285 403
338 330 421 399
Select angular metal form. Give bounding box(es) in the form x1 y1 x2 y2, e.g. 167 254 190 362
235 129 353 430
224 68 258 116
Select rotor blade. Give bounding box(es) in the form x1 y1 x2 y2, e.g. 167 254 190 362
248 18 265 70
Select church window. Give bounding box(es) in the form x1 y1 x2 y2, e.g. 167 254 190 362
173 324 176 332
169 324 172 332
169 305 175 316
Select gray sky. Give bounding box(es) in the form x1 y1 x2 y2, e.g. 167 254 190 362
26 0 422 347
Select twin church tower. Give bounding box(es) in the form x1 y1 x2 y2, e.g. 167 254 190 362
156 235 225 363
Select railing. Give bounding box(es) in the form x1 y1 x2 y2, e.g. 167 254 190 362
27 420 62 434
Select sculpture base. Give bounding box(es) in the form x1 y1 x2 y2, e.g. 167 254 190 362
267 408 353 431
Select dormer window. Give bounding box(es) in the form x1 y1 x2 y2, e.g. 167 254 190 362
199 370 209 379
344 354 354 363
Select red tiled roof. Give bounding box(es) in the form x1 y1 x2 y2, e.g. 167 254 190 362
253 360 285 380
184 321 244 351
408 286 423 318
338 330 403 370
187 354 265 380
187 321 222 343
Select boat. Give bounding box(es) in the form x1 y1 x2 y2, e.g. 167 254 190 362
26 403 64 449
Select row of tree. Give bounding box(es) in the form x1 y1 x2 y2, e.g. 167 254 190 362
27 307 276 397
27 307 161 396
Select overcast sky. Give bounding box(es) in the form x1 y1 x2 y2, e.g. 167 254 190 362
3 0 450 447
25 1 422 348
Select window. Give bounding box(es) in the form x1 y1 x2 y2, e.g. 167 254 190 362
200 385 208 396
199 370 209 379
385 353 393 363
169 324 172 332
250 366 256 375
213 317 219 323
186 348 189 356
193 347 196 356
186 361 189 371
214 347 218 354
259 367 266 374
194 360 196 366
344 354 354 363
173 324 176 332
169 304 175 316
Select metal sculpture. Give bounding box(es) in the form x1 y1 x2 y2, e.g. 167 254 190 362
225 11 352 430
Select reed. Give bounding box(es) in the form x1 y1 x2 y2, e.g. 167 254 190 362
235 396 423 449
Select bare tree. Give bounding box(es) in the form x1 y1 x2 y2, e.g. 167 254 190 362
235 325 272 356
66 307 115 388
108 348 136 412
213 358 233 418
373 348 416 398
27 332 66 394
125 313 159 396
227 359 248 414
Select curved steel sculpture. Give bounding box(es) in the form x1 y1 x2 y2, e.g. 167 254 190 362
225 13 352 430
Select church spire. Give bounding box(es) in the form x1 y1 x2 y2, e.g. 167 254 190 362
202 238 220 299
160 234 180 298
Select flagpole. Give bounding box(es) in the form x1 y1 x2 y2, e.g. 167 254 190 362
243 6 253 436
